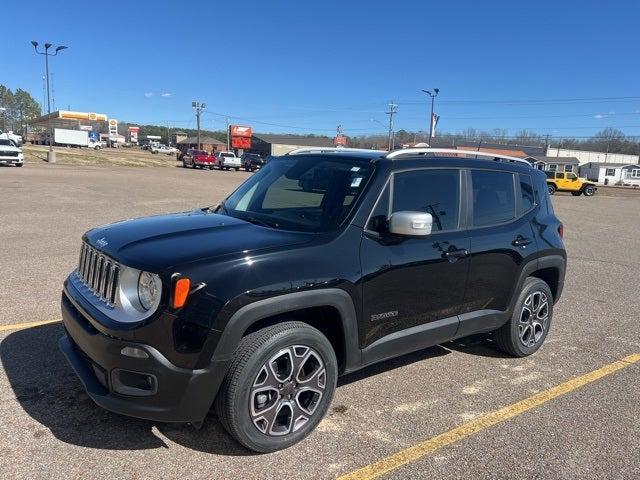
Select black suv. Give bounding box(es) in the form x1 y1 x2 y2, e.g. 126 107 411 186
241 152 266 171
59 149 566 452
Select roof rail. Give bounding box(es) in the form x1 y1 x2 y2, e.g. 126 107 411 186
386 148 532 166
286 147 386 155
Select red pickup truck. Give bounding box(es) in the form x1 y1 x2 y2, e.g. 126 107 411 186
182 149 216 169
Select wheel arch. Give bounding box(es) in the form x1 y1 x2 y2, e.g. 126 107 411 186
212 289 361 374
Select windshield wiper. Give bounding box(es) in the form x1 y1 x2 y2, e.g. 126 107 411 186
242 215 280 229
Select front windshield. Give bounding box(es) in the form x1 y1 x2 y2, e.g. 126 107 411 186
0 139 14 146
221 156 375 232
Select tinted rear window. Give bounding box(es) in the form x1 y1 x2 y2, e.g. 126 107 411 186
518 174 535 214
472 170 515 226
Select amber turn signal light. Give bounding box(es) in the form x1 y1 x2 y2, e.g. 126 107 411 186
172 277 191 309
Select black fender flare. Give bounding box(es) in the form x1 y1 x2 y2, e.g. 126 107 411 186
507 255 566 314
212 288 361 373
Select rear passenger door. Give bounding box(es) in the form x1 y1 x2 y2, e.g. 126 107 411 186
458 169 538 335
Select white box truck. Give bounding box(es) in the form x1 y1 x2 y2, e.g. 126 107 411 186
53 128 89 147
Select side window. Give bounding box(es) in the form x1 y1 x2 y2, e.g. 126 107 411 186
472 170 515 227
392 169 460 231
365 182 390 233
555 173 564 179
567 173 577 181
564 165 573 172
518 174 535 215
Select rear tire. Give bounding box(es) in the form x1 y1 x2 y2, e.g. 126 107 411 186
547 184 556 195
215 321 337 453
493 277 553 357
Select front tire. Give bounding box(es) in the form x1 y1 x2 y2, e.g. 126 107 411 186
493 277 553 357
215 321 337 453
583 185 596 196
547 184 557 195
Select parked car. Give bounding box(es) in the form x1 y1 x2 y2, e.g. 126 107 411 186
0 138 24 166
544 171 597 196
0 130 23 146
182 149 216 169
59 148 565 453
150 144 178 155
241 153 265 171
214 151 241 170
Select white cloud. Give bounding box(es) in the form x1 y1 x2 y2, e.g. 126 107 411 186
160 92 172 97
594 114 604 119
144 92 153 98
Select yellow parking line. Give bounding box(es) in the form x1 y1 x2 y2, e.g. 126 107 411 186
338 353 640 480
0 319 61 332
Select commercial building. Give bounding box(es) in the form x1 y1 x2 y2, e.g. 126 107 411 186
545 147 639 165
579 162 640 186
176 136 226 153
248 134 335 157
526 156 580 173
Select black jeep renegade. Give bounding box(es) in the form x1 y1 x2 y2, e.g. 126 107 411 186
59 149 566 452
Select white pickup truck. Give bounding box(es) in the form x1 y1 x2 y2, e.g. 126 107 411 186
0 130 23 146
0 138 24 167
150 144 178 155
214 151 241 170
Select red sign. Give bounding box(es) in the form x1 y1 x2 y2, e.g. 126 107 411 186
334 134 347 146
230 125 252 137
232 136 252 149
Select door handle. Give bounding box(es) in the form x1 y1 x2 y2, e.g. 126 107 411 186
444 248 469 261
512 236 532 247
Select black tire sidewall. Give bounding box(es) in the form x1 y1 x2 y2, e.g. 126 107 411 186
506 278 553 356
548 184 556 194
584 186 595 196
229 326 337 452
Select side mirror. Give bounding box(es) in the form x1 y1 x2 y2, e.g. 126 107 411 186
389 211 433 237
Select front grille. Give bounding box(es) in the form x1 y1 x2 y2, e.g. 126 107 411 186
0 151 19 157
77 242 120 305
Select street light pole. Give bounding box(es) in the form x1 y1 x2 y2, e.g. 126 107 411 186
421 88 439 145
31 41 68 163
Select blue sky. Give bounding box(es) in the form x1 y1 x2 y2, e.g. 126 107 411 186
2 0 640 138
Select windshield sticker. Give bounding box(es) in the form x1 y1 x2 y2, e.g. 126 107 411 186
351 166 361 172
351 177 363 187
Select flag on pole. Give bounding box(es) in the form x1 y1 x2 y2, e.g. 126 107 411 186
431 113 440 138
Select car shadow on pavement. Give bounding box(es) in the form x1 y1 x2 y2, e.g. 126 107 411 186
444 333 512 358
0 324 252 456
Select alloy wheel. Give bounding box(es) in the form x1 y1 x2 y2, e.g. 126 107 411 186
250 345 326 436
518 291 549 348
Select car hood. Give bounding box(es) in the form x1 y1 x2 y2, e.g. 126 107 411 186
85 210 313 272
0 145 21 153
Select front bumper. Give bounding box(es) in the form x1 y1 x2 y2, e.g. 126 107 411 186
0 156 23 166
59 285 228 423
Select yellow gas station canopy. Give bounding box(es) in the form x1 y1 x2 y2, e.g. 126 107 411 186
30 110 109 128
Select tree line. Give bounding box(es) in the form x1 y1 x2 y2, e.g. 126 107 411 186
0 84 42 134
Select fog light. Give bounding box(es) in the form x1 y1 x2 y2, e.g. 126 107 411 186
120 346 149 359
112 369 157 396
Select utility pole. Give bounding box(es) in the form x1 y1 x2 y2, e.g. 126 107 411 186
544 134 550 153
31 41 68 163
386 101 398 151
166 121 171 146
226 117 230 151
192 101 206 150
421 88 439 145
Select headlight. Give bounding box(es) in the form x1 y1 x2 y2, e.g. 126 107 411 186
137 271 162 310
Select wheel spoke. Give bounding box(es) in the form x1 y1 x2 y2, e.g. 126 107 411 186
250 343 327 437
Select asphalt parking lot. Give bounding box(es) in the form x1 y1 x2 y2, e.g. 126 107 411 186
1 163 638 479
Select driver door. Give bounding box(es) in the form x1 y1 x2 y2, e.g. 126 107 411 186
359 168 470 365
